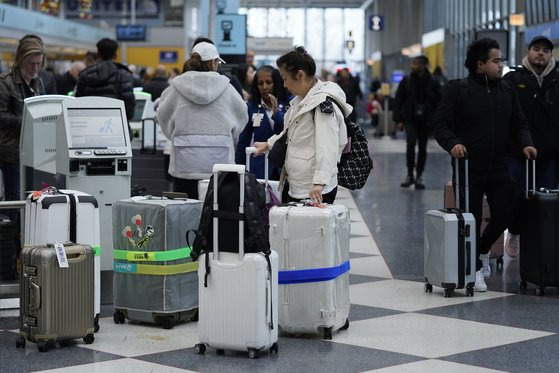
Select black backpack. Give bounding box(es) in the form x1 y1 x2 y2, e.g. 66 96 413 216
329 98 374 190
188 171 270 263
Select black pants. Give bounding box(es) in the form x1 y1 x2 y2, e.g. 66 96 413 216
174 177 199 200
404 121 428 176
454 167 515 271
282 186 338 204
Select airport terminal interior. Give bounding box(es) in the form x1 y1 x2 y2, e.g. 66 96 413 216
2 0 559 372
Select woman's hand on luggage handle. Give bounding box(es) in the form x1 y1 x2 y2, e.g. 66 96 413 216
451 144 468 158
253 142 268 156
523 146 537 160
310 184 325 204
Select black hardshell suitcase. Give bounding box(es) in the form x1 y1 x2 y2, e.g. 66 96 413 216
519 160 559 296
0 215 19 280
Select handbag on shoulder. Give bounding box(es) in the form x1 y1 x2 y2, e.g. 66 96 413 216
268 131 288 168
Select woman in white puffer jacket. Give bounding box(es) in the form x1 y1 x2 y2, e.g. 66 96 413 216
157 42 248 199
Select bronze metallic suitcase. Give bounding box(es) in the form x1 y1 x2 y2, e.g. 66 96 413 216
16 243 95 352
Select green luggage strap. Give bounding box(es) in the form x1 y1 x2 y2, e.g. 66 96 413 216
113 247 192 262
113 261 198 275
93 246 101 257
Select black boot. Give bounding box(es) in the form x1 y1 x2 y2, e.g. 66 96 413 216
415 174 425 190
400 175 415 188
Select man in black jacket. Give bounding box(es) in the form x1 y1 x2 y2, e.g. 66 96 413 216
394 55 440 189
143 65 169 101
75 38 135 121
502 36 559 258
431 38 537 292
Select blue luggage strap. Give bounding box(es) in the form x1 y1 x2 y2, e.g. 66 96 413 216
278 260 350 284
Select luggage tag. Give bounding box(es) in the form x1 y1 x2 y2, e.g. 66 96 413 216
54 243 69 268
252 113 264 127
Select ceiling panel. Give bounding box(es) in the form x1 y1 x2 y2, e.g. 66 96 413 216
240 0 365 8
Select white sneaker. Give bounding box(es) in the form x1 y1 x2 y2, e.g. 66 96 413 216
480 253 491 279
474 270 487 292
505 233 519 258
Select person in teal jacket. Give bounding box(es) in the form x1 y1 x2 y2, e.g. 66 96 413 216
235 65 290 180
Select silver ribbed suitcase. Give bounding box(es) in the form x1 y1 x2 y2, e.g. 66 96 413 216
16 243 95 352
268 203 351 339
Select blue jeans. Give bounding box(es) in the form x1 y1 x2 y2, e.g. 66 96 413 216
508 157 559 234
0 160 21 223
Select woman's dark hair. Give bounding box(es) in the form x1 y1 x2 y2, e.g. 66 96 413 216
464 38 500 74
249 65 289 106
183 53 213 73
276 46 316 79
234 64 254 92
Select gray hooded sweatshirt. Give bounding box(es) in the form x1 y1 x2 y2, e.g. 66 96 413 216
157 71 248 180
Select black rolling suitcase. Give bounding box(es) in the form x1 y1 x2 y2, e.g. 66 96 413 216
519 160 559 296
0 215 20 281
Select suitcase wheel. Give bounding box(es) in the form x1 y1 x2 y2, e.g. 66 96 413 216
83 334 95 344
270 342 278 354
519 280 528 290
161 316 176 330
340 318 350 331
424 283 433 293
94 314 100 333
323 327 333 340
536 286 546 296
248 348 260 359
15 336 26 349
466 287 474 297
190 309 199 322
37 342 53 353
113 311 126 324
444 288 453 298
194 343 206 354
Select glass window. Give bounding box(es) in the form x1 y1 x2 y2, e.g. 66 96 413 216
543 0 550 22
487 0 494 21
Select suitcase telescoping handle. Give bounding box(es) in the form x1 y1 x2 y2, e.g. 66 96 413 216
454 157 469 213
212 164 245 262
246 146 269 189
525 159 536 199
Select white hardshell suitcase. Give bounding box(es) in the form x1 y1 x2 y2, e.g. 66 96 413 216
268 203 351 339
24 189 102 331
424 158 476 297
195 164 279 359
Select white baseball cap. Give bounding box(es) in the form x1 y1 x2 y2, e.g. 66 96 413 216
192 42 226 64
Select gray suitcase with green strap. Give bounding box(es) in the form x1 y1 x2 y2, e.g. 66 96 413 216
112 195 202 328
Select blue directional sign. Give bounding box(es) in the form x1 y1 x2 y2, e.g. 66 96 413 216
369 15 384 31
160 51 178 63
215 14 247 55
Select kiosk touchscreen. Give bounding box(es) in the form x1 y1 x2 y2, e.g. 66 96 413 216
56 97 132 272
19 95 74 199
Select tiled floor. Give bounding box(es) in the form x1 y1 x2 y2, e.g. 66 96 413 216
2 137 559 372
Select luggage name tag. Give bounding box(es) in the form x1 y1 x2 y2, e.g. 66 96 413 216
252 113 264 127
54 243 69 268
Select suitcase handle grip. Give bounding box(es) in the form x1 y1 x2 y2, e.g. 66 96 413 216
525 159 536 199
212 164 245 174
246 147 269 188
64 246 88 263
30 281 41 310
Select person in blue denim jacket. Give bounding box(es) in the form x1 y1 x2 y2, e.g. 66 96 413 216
235 65 290 180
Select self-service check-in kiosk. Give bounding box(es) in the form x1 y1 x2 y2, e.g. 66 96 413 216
56 97 132 274
20 95 75 198
130 91 156 150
